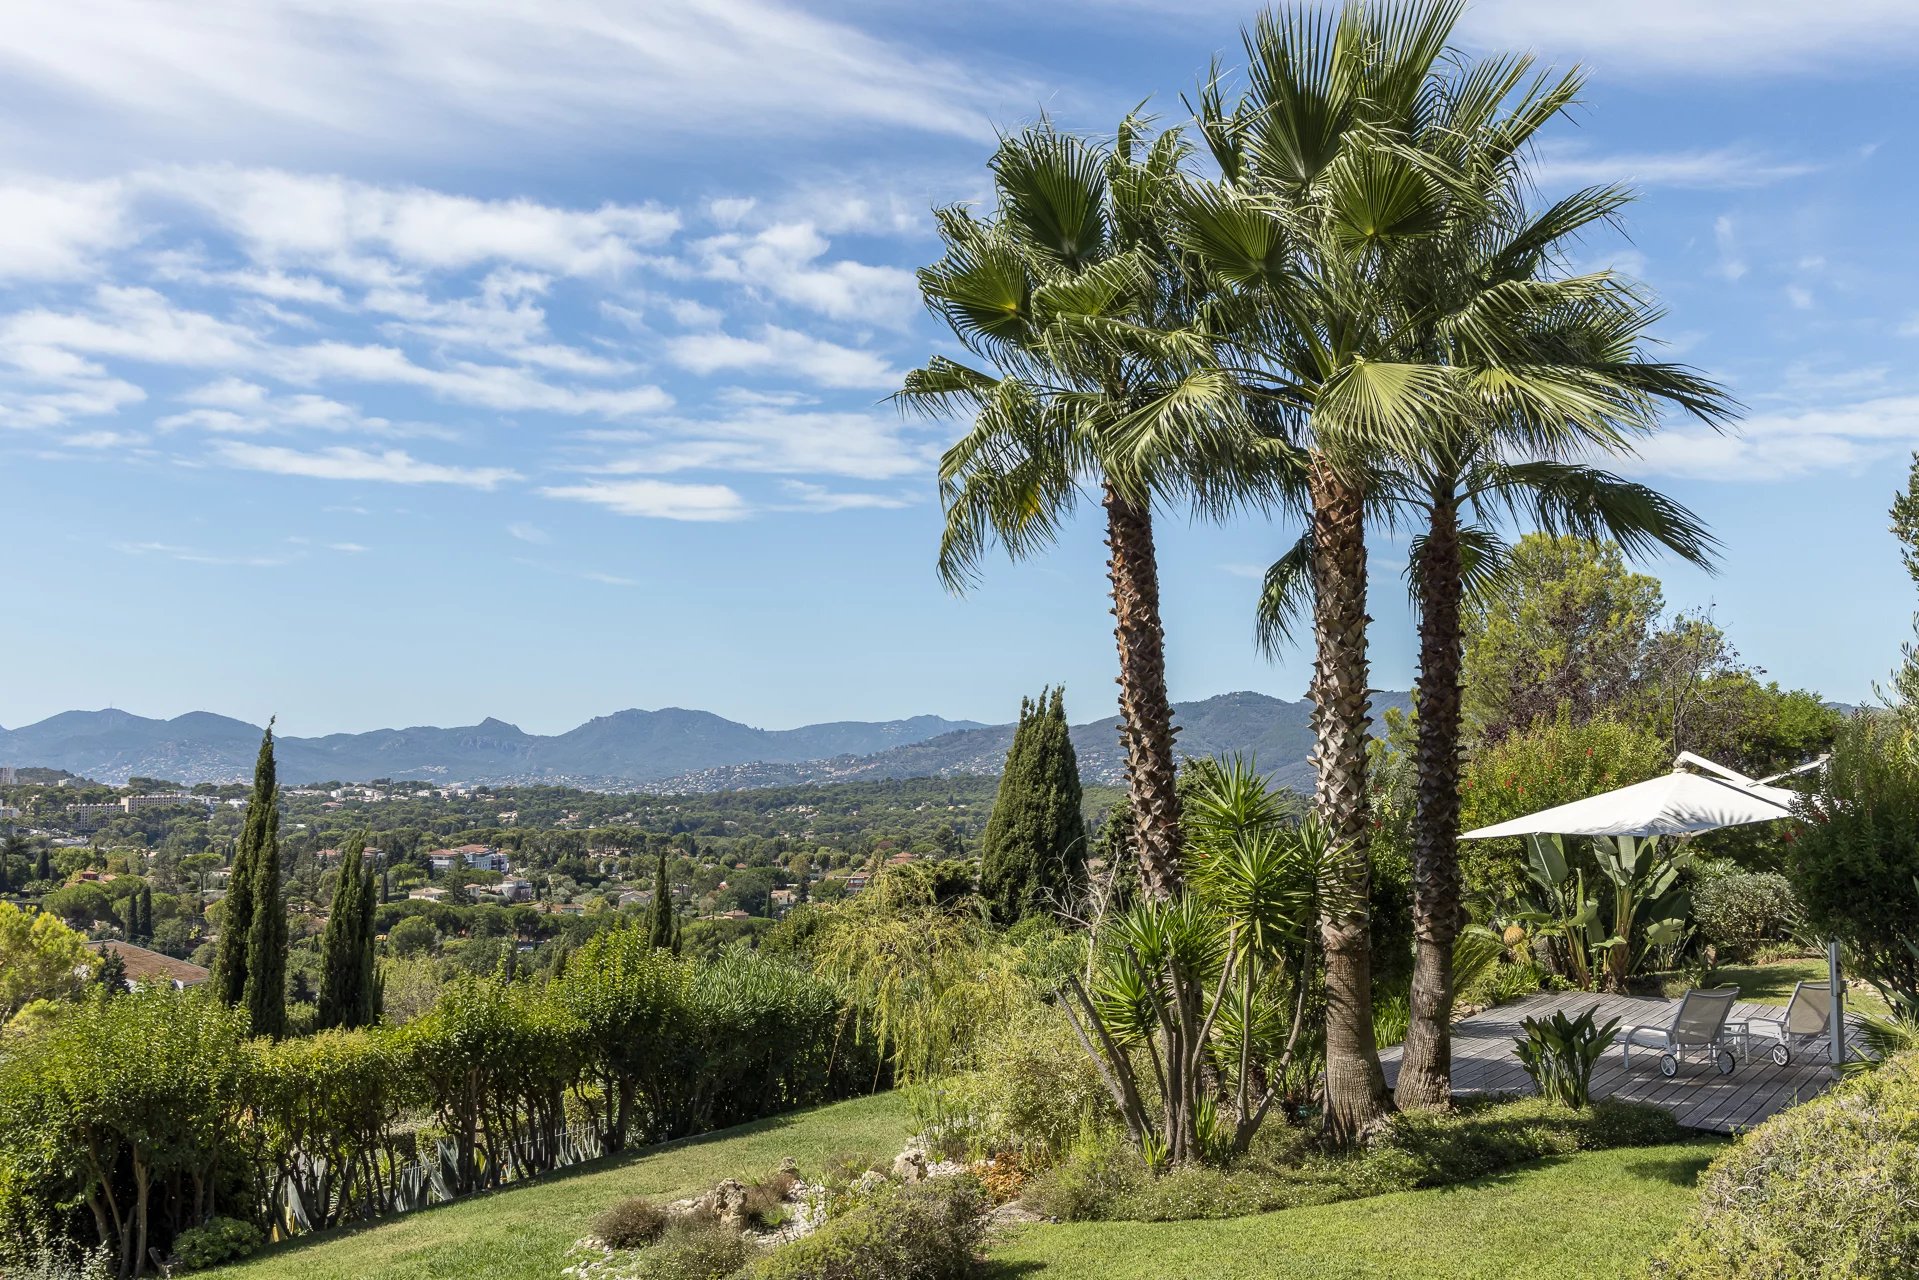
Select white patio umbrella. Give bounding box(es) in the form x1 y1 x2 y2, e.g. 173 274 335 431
1461 752 1844 1065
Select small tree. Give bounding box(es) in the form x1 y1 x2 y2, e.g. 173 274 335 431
980 688 1086 924
646 850 677 950
0 900 92 1021
214 723 279 1014
1791 713 1919 1010
317 835 380 1031
1059 760 1326 1164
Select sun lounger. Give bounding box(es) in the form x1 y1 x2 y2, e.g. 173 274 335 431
1619 985 1741 1078
1743 980 1832 1066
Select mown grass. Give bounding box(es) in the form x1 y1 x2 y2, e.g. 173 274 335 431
203 1092 916 1280
208 1090 1720 1280
1658 955 1891 1019
985 1139 1723 1279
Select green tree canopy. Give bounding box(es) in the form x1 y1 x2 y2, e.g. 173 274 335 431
980 688 1087 924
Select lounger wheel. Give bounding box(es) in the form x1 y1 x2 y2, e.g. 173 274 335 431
1659 1053 1677 1077
1717 1050 1737 1075
1770 1044 1790 1067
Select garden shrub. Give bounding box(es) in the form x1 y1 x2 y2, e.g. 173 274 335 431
1788 713 1919 1008
739 1168 800 1227
750 1175 987 1280
1693 871 1799 958
1027 1097 1684 1222
592 1196 669 1249
170 1216 263 1270
627 1218 751 1280
1651 1051 1919 1279
916 1004 1112 1163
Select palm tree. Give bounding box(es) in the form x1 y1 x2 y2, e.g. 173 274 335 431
1243 30 1735 1111
900 117 1270 900
1173 0 1479 1143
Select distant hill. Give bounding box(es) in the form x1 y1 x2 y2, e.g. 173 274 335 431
644 690 1415 793
0 708 986 788
0 691 1412 792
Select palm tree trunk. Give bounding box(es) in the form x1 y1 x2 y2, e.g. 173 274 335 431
1396 496 1467 1111
1103 484 1184 900
1307 459 1391 1143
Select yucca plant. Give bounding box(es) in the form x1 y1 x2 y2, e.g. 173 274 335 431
1513 1008 1620 1107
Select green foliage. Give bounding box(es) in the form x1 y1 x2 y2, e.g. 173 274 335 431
1066 761 1325 1164
0 902 92 1022
170 1216 262 1271
1692 870 1800 959
980 688 1086 925
399 974 580 1194
646 849 678 950
913 1003 1112 1164
624 1218 751 1280
1513 1008 1620 1107
1789 714 1919 1008
1025 1095 1683 1223
1460 711 1668 901
1652 1050 1919 1278
810 866 1019 1083
590 1196 669 1249
317 834 380 1031
0 987 252 1277
386 915 436 957
1464 536 1666 743
250 1028 417 1230
214 724 276 1013
551 925 689 1151
749 1176 987 1280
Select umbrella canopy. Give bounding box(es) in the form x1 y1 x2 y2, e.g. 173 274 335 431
1460 769 1798 840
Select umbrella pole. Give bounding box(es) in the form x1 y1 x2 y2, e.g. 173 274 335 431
1827 937 1845 1068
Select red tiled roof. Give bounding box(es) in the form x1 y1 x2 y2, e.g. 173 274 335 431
84 941 210 987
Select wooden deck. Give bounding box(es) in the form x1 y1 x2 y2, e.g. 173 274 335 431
1378 990 1863 1134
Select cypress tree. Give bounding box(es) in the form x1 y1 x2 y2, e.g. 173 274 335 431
647 849 675 949
317 833 379 1030
213 725 277 1007
138 884 153 940
233 723 287 1037
980 687 1086 924
36 846 52 883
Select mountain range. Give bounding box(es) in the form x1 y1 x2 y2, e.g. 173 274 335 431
0 691 1413 793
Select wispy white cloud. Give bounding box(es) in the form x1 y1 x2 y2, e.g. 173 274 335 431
689 222 919 324
1625 390 1919 481
115 539 292 567
213 441 520 488
1532 144 1818 190
663 325 898 389
506 521 550 544
538 476 752 521
577 406 930 482
152 167 679 278
776 480 912 512
1712 216 1747 283
1459 0 1919 75
0 0 1010 171
0 175 134 279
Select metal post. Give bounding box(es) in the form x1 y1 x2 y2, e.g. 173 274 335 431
1828 937 1846 1068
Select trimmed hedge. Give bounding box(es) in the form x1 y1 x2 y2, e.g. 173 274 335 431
1651 1051 1919 1278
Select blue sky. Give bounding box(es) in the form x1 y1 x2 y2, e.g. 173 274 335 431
2 0 1916 737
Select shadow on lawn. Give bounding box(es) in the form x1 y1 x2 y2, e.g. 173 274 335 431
1622 1151 1717 1188
219 1106 827 1266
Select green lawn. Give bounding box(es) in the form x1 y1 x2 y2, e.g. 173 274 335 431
209 1092 1720 1280
985 1140 1721 1279
203 1093 917 1280
1661 955 1892 1019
